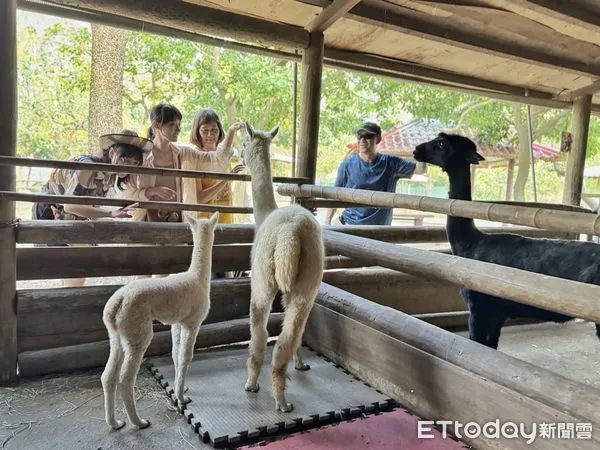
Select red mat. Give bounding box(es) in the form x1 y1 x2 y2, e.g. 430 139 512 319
240 409 468 449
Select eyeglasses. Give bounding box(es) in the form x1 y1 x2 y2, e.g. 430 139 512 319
358 136 376 142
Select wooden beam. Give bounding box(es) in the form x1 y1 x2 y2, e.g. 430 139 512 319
16 244 253 280
41 0 308 50
18 314 284 378
322 268 466 314
329 58 573 110
477 0 600 38
17 0 299 62
14 242 368 279
306 0 361 32
0 155 310 184
563 95 593 206
306 284 600 448
0 0 17 386
0 191 254 214
17 279 284 351
298 0 600 77
296 31 324 184
16 221 255 245
15 220 572 245
558 79 600 100
324 47 561 100
277 183 600 235
19 0 585 111
322 230 600 322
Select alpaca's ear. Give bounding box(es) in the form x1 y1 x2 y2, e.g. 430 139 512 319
245 122 254 139
467 151 485 164
182 211 196 226
209 211 220 226
269 126 279 139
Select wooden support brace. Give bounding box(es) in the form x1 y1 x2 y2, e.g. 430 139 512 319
0 0 17 386
296 31 324 184
304 283 600 449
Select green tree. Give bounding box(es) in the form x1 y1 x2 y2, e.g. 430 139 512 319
17 21 91 161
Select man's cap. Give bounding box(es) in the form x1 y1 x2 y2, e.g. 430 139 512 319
355 122 382 138
99 129 153 153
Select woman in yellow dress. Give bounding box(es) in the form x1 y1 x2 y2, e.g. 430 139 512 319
186 108 242 224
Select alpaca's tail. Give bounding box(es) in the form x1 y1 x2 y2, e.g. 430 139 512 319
103 292 122 329
273 220 304 293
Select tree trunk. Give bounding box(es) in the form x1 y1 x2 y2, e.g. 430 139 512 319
512 104 530 201
88 24 129 155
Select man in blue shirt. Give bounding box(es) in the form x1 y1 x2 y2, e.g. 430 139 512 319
325 121 417 226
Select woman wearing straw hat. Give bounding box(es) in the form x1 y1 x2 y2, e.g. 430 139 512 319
33 129 152 221
32 129 152 287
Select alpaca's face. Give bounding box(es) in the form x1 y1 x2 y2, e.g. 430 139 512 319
241 122 279 167
414 133 484 170
414 135 453 169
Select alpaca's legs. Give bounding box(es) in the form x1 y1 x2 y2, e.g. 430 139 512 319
245 285 276 393
282 293 310 371
174 324 198 406
101 333 125 430
468 310 502 349
595 323 600 340
119 329 153 429
170 324 189 394
171 324 181 371
294 348 310 371
271 298 311 412
485 317 506 349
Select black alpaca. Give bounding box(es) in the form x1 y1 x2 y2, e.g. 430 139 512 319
414 132 600 349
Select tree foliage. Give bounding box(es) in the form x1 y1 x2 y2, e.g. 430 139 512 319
17 12 599 203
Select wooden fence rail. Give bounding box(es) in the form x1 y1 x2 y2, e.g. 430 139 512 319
278 183 600 235
324 230 600 323
0 191 253 214
0 155 309 184
15 220 570 245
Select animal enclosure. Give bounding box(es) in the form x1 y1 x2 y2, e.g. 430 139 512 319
4 0 600 448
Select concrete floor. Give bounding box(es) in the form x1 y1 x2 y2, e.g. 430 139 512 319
1 320 598 450
457 319 600 390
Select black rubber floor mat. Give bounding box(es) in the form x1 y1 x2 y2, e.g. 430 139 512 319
148 344 394 448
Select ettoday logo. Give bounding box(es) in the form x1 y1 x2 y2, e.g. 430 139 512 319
418 420 593 444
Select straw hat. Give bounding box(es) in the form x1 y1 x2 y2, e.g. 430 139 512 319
99 129 153 153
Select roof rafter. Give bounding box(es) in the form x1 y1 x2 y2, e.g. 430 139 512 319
296 0 600 77
41 0 309 50
19 0 581 111
306 0 362 32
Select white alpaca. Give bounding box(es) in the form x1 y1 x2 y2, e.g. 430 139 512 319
101 211 219 430
241 123 324 412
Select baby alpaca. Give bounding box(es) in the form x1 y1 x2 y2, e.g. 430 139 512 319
241 122 324 412
101 211 219 430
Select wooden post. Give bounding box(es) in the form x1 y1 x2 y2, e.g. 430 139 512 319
505 159 515 201
563 95 592 206
0 0 17 385
296 31 324 184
